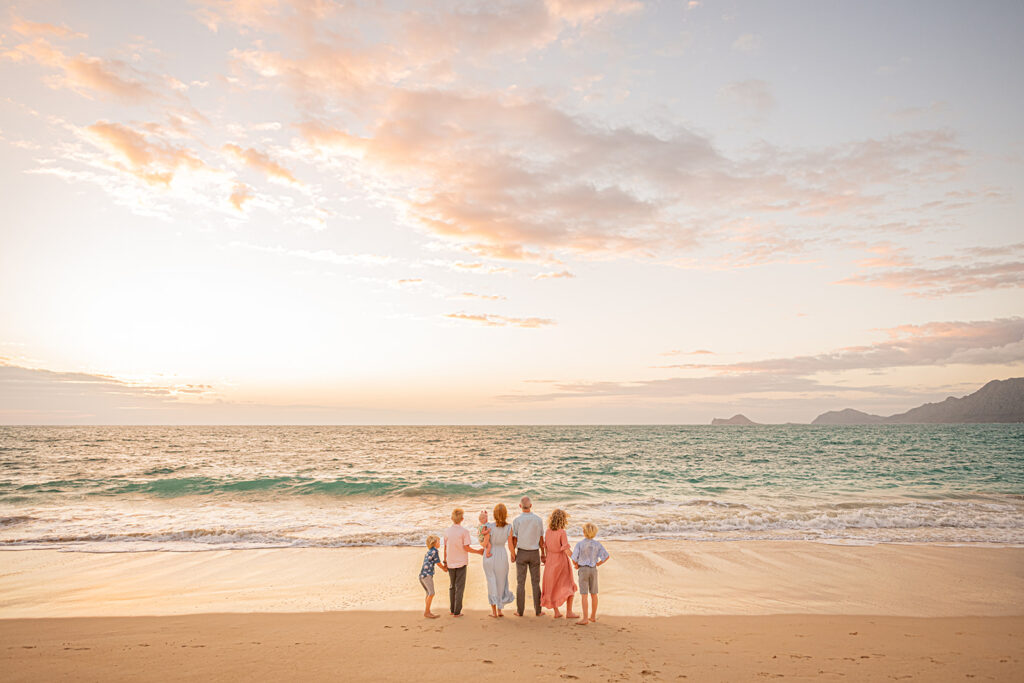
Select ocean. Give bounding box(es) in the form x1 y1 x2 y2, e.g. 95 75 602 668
1 425 1022 551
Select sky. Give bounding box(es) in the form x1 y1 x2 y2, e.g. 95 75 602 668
1 0 1022 424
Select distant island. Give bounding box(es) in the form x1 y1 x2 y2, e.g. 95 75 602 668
710 378 1024 425
711 414 760 426
812 378 1024 424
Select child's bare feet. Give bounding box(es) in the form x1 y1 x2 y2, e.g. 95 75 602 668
566 612 580 619
552 610 562 618
589 616 597 622
425 612 439 619
575 617 588 625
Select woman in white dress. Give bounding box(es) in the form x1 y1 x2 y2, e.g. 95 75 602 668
481 502 515 617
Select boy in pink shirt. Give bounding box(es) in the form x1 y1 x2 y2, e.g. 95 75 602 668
443 508 482 616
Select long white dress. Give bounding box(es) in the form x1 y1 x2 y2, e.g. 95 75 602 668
481 522 515 608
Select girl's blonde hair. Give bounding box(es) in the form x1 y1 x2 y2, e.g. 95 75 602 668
426 534 440 548
493 503 508 527
451 508 464 523
548 508 568 531
582 522 598 539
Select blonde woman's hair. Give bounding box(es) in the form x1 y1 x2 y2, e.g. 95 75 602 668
582 522 598 539
426 534 440 548
451 508 464 523
548 508 568 531
493 503 508 527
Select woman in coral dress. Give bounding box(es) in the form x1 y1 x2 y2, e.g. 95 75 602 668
540 508 578 619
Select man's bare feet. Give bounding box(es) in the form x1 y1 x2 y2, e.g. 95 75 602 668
515 612 523 617
425 612 440 619
575 617 588 625
452 613 463 618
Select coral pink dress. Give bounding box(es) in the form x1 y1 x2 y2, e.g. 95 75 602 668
540 528 577 608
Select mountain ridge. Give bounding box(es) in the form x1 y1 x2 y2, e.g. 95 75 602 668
812 378 1024 424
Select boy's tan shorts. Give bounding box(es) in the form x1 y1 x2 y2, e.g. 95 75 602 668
578 566 598 595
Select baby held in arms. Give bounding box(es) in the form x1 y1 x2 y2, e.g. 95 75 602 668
477 510 492 558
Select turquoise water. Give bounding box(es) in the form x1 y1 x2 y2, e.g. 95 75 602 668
1 425 1022 550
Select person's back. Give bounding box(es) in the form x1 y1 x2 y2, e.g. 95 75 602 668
444 523 470 569
511 496 546 616
512 511 544 550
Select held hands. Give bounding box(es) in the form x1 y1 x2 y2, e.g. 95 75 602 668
572 561 579 569
510 551 516 562
440 562 449 572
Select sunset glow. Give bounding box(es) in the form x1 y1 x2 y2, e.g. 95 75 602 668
1 0 1022 423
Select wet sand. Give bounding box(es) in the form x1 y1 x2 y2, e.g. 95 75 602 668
2 542 1023 681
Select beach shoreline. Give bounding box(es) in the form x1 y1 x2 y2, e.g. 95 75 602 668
2 541 1022 681
2 540 1022 619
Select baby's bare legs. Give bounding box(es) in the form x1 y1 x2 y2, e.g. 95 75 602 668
483 530 492 557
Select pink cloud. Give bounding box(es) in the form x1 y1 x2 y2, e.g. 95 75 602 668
85 121 204 187
223 143 299 185
229 183 254 211
4 36 157 101
839 242 1024 297
534 270 576 280
660 318 1024 375
10 17 86 40
455 292 507 301
445 312 555 328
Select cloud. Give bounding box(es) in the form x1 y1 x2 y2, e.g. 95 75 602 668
732 33 761 52
661 318 1024 375
3 35 158 101
10 17 86 40
838 243 1024 297
498 317 1024 408
0 363 200 422
444 312 555 328
85 120 204 187
661 349 715 356
455 292 507 301
0 362 370 424
534 270 576 280
223 143 299 185
229 183 254 211
497 374 858 403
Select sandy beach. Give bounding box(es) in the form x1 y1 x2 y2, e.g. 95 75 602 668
2 541 1023 681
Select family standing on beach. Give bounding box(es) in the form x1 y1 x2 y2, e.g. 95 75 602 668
418 496 610 626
